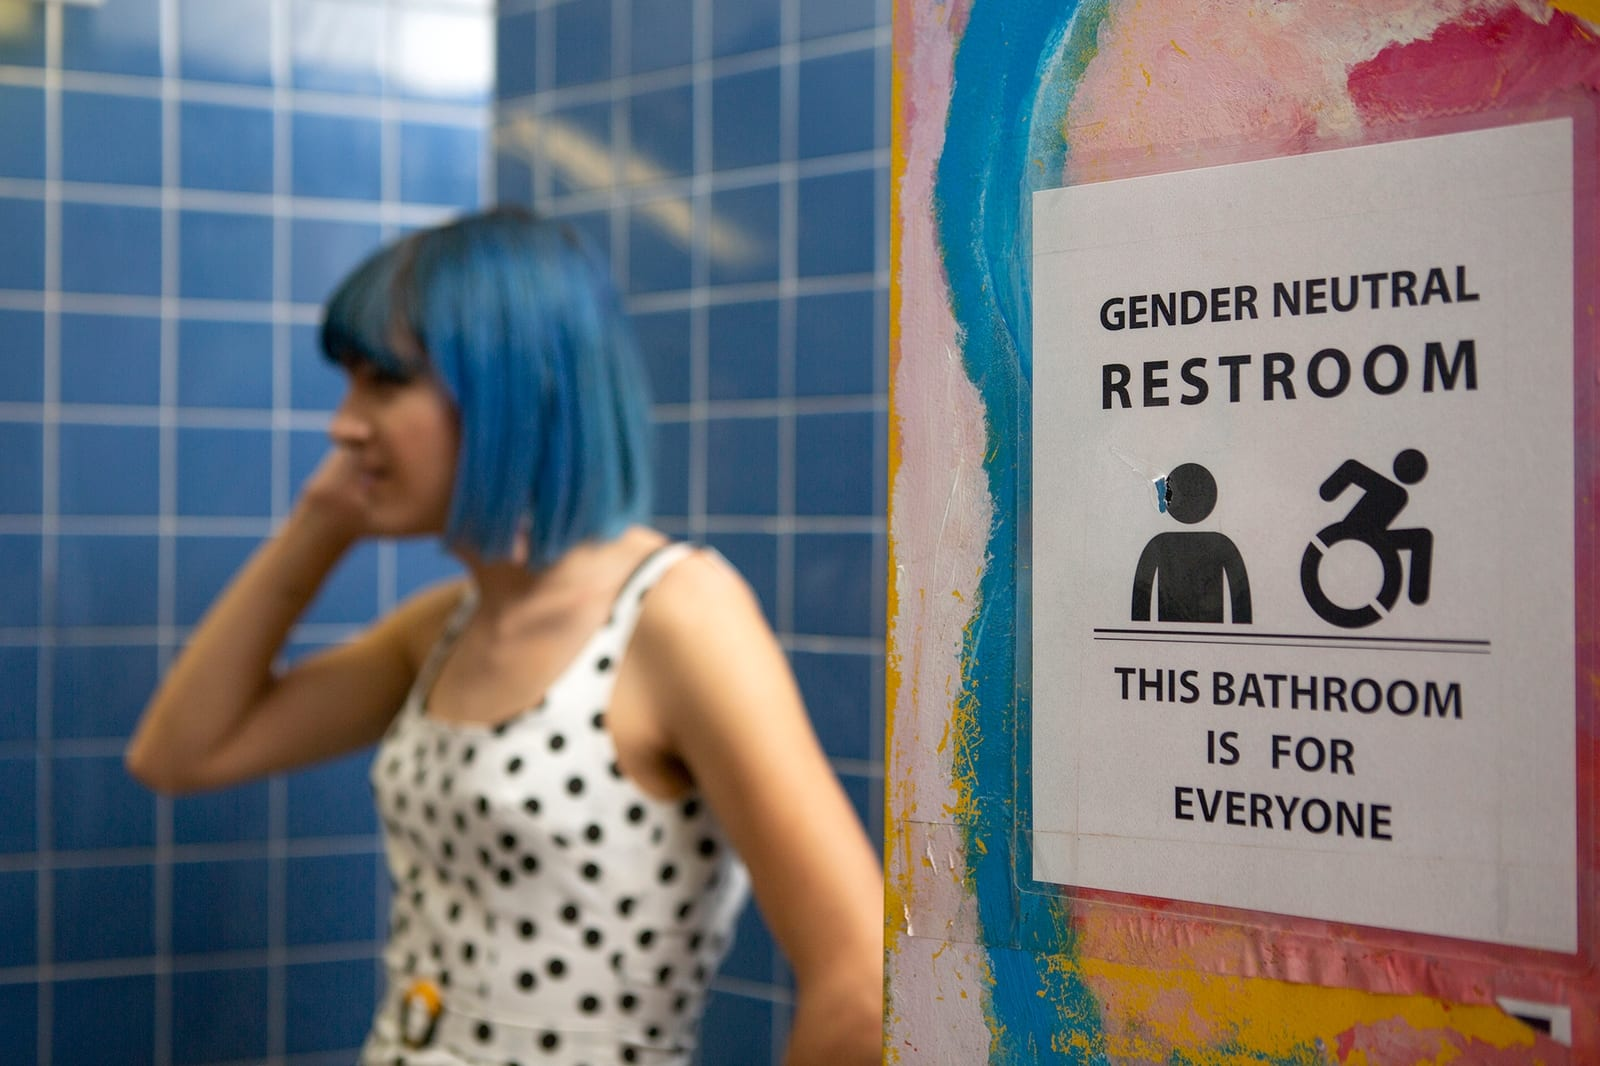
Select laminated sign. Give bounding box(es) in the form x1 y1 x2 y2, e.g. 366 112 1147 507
1030 118 1578 952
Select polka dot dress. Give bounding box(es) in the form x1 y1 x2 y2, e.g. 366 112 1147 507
361 544 751 1066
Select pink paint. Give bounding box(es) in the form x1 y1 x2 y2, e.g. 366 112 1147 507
1336 1016 1568 1065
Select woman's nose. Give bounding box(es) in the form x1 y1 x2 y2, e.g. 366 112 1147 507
328 393 372 446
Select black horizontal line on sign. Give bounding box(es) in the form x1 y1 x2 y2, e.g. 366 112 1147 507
1090 636 1490 655
1092 627 1491 648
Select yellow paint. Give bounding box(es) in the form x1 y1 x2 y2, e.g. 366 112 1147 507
1550 0 1600 26
1170 38 1190 57
1140 64 1152 86
1052 956 1542 1063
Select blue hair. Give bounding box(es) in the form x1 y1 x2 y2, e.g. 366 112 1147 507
320 207 652 566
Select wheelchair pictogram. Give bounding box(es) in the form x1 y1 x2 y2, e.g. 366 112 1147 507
1300 448 1433 629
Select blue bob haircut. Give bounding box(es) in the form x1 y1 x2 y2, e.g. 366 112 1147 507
320 207 652 566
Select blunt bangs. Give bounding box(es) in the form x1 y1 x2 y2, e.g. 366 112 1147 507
398 207 652 565
318 239 425 382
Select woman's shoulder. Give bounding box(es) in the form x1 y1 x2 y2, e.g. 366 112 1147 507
381 575 474 669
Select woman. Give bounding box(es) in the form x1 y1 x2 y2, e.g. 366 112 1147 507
127 208 883 1065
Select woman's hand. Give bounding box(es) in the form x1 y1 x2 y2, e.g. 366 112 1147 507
294 446 379 547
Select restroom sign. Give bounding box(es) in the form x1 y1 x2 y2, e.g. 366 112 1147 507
1029 119 1579 952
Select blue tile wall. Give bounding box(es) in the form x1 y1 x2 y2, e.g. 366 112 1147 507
495 5 887 1064
2 1 492 1061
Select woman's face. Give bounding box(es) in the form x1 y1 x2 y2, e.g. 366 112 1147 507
327 359 460 537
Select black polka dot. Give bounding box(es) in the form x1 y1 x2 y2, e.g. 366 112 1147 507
561 904 580 923
619 993 638 1012
462 942 476 962
676 901 694 921
581 862 600 881
477 847 493 868
657 965 674 984
507 756 523 774
596 655 613 672
550 734 565 751
463 876 479 897
453 812 468 833
519 919 537 938
448 902 462 922
522 854 539 873
462 745 476 764
609 951 624 971
617 897 636 917
637 929 655 948
650 826 664 844
430 941 443 959
475 1022 492 1043
553 834 570 849
659 863 677 884
523 797 541 815
688 933 703 950
439 969 451 987
540 1031 560 1050
386 757 400 777
395 793 408 812
608 761 623 779
579 994 600 1013
422 803 436 823
591 711 605 730
622 1047 638 1064
698 837 717 857
567 776 585 796
583 927 603 947
517 970 536 991
681 798 701 818
497 867 514 886
440 772 454 794
673 993 689 1014
500 832 517 850
475 796 489 815
626 805 645 824
547 957 567 978
492 718 511 736
584 824 603 843
646 1025 661 1039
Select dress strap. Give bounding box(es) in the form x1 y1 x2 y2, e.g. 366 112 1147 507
403 586 477 716
605 541 698 642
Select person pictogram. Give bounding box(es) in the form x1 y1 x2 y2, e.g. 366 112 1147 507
1132 462 1252 624
1300 448 1433 628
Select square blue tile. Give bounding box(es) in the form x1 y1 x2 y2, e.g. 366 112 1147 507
633 309 691 406
718 897 776 983
841 770 879 845
795 411 874 515
292 112 381 201
395 539 463 600
391 8 492 103
555 209 611 264
793 532 873 637
62 0 161 77
286 852 379 945
795 290 876 396
0 86 45 180
172 968 270 1066
799 49 877 159
174 535 261 626
173 781 269 845
179 0 272 85
400 122 482 206
176 427 272 518
706 417 777 516
304 540 382 625
698 989 773 1063
287 749 378 839
61 90 162 187
553 0 610 88
791 650 872 759
0 536 41 628
177 320 274 409
0 311 44 401
180 101 274 193
708 300 779 400
52 975 154 1066
51 644 159 740
631 0 694 74
0 870 35 966
799 169 878 277
496 148 534 205
712 67 780 171
0 198 45 292
58 423 159 516
0 646 36 741
53 864 154 962
181 210 274 302
291 323 346 410
704 533 777 628
291 219 383 305
0 422 42 514
0 757 34 853
52 754 154 850
546 100 612 196
284 958 377 1054
60 312 162 407
55 534 159 627
801 0 881 38
712 0 779 57
0 5 44 67
652 419 689 519
172 859 269 954
292 0 385 94
61 202 161 296
709 184 779 285
629 85 694 181
628 199 692 294
495 8 539 98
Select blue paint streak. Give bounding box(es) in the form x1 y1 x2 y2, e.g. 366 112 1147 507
933 1 1112 1062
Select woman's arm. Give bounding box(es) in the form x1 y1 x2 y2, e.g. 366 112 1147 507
125 453 452 795
630 553 883 1065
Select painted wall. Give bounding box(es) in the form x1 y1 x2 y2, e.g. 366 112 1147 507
887 1 1600 1061
0 1 489 1062
493 1 890 1061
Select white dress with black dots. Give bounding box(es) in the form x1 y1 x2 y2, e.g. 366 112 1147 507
361 544 751 1066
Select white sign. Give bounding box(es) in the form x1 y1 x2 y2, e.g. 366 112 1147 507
1030 119 1578 952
